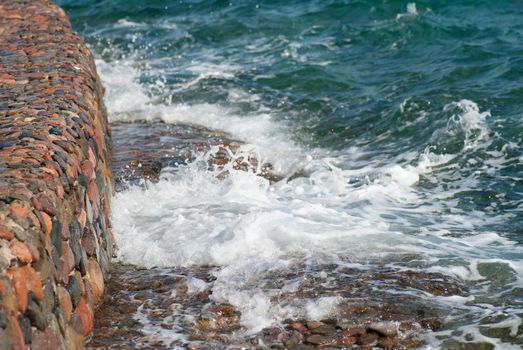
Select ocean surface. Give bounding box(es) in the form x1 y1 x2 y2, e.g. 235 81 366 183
58 0 523 348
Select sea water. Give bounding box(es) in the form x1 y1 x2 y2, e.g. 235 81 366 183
58 1 523 348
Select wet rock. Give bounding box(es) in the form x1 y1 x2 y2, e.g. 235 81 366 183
358 332 379 347
377 335 401 349
288 322 308 334
306 321 324 330
306 334 337 346
283 331 303 348
342 326 366 337
311 324 336 335
441 339 495 350
368 321 398 337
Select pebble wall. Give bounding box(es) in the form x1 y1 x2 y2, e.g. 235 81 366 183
0 0 114 348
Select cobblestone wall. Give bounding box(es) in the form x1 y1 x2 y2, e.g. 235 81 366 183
0 1 114 348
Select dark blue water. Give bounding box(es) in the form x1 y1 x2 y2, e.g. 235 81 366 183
59 1 523 348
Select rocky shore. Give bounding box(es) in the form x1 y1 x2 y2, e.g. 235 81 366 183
0 1 113 348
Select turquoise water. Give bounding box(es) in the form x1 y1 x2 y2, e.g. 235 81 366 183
59 1 523 348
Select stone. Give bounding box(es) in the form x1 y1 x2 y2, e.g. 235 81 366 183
17 315 32 345
86 258 104 305
6 266 28 312
5 314 25 349
288 322 308 334
40 212 52 235
0 313 7 329
284 330 303 348
57 285 73 322
30 329 59 350
81 228 97 257
311 324 336 335
65 325 84 350
60 240 75 281
66 276 82 309
358 332 378 347
0 227 15 240
341 326 366 337
368 321 398 337
41 282 56 316
0 328 11 350
306 321 324 330
26 293 47 330
337 333 357 346
9 201 30 218
51 220 62 256
10 239 33 263
306 334 337 346
25 240 40 263
74 298 93 336
25 265 44 300
378 335 401 349
31 194 57 216
70 314 84 335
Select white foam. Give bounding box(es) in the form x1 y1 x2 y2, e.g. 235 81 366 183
444 99 491 150
97 59 306 175
397 3 418 20
305 296 344 320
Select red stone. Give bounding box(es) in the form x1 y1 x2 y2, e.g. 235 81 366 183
6 314 26 350
10 240 33 263
75 297 93 336
81 160 95 179
32 194 57 216
26 265 44 300
9 201 30 218
40 211 52 235
288 322 308 333
86 258 104 305
306 334 337 346
0 226 15 240
57 285 73 322
342 327 367 337
88 179 99 203
6 266 28 312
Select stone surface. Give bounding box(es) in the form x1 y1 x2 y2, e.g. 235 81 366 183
368 321 398 337
0 0 113 347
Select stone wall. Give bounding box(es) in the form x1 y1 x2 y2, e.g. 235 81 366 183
0 0 114 348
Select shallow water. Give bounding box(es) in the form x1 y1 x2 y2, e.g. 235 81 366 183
58 1 523 348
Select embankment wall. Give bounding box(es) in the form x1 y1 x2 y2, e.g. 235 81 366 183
0 0 113 348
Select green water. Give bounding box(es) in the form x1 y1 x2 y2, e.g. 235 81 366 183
58 1 523 348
